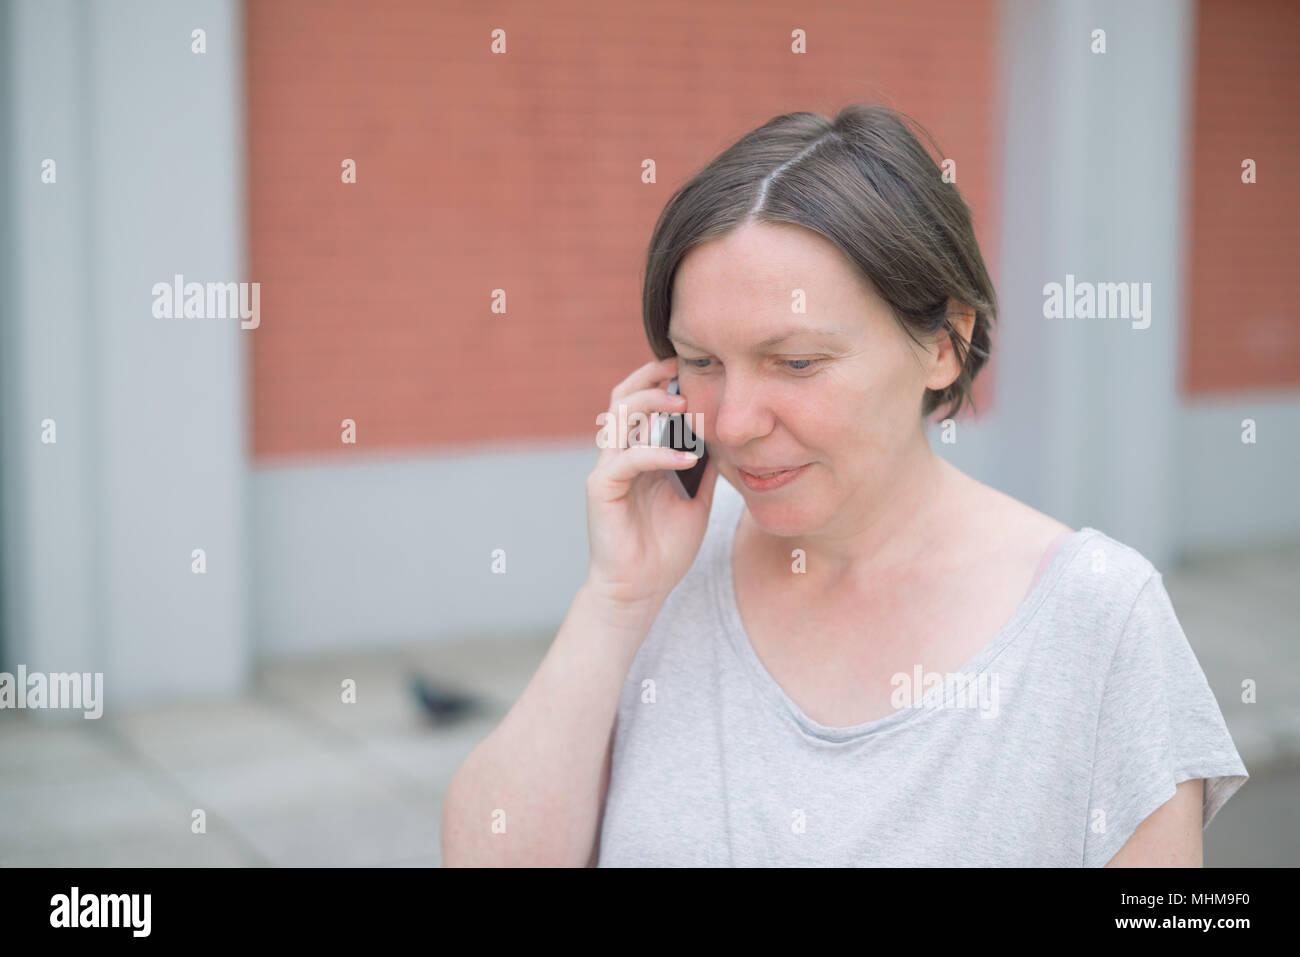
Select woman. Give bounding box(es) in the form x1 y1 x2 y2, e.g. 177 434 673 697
441 104 1247 867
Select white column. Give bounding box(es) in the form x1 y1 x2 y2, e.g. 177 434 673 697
1 0 98 684
1 0 249 708
959 0 1195 568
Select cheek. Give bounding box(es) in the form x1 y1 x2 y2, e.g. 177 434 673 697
767 379 866 456
692 379 834 441
849 352 922 415
816 364 912 447
684 382 721 441
686 369 904 446
808 365 873 422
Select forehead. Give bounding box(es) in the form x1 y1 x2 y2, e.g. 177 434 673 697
669 221 881 341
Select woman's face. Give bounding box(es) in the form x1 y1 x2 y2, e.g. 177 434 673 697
669 219 943 538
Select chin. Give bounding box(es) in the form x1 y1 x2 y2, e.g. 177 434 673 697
742 500 824 539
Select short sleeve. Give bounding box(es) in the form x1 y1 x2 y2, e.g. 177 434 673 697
1082 570 1249 867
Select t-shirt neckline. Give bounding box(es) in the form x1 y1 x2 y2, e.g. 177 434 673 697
712 491 1100 743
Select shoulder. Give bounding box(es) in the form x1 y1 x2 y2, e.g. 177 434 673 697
1032 524 1173 690
961 478 1164 647
969 482 1073 565
963 477 1153 614
1056 526 1159 601
1040 523 1160 621
949 469 1071 578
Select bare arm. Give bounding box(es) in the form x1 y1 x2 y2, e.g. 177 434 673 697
1105 778 1204 867
441 356 715 866
441 583 658 867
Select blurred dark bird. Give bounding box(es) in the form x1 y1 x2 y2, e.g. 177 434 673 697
409 673 480 724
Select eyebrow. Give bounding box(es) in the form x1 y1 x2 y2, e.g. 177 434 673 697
669 327 852 352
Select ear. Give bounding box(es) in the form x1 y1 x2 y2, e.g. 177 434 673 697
924 299 975 392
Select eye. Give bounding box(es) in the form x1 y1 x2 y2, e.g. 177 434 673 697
781 358 819 372
681 357 820 373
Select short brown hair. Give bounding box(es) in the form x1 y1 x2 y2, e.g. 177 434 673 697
641 103 996 423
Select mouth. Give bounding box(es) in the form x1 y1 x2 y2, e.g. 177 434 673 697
735 463 811 491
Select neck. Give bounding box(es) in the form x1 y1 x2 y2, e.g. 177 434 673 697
742 437 962 590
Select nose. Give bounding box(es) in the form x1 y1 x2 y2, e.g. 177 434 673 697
710 372 775 448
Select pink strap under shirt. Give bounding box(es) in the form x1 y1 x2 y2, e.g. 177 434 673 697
1024 529 1076 599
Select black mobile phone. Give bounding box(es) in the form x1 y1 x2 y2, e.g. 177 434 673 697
652 378 709 499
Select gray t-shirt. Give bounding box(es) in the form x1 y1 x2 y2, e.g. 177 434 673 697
597 477 1249 866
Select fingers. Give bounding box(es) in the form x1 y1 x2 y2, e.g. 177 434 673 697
590 444 701 498
592 356 696 491
597 386 689 455
611 386 688 424
609 356 678 405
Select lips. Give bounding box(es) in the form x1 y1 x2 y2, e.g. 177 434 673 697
735 462 811 492
737 466 803 478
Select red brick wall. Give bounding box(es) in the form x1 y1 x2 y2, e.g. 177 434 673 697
1184 0 1300 396
245 0 999 461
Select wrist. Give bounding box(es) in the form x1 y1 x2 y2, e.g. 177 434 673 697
578 578 666 630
